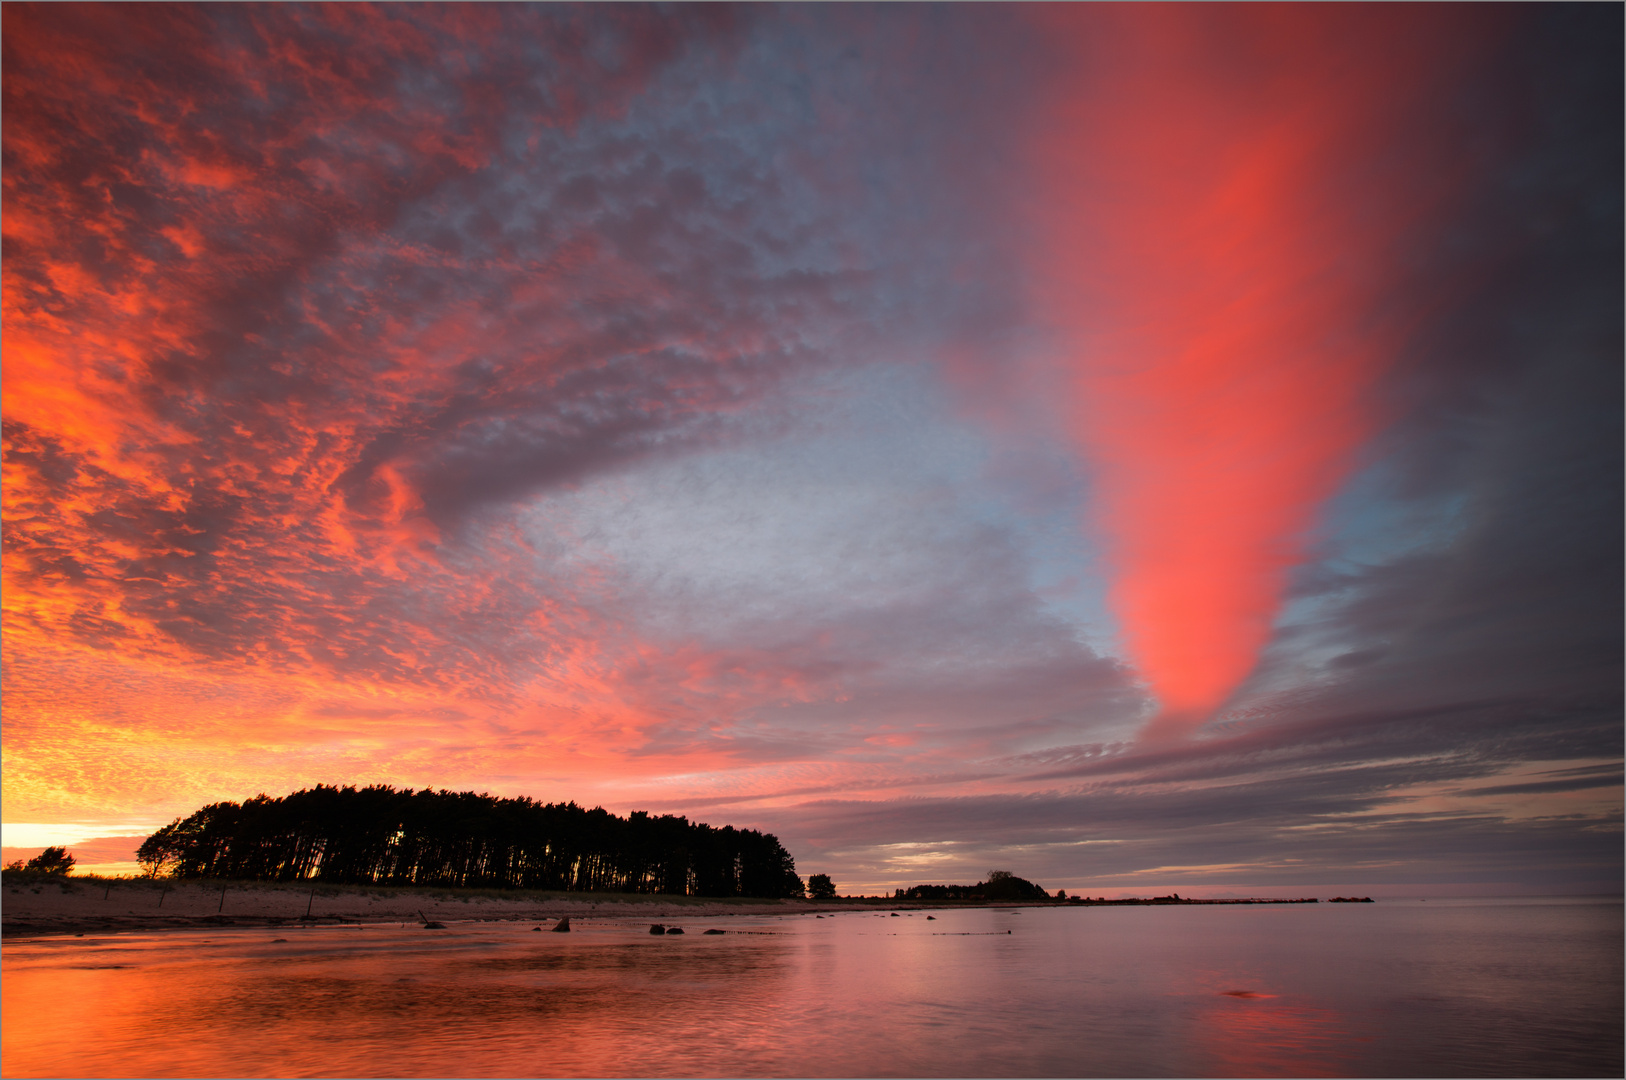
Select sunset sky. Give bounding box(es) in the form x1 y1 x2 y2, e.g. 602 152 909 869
3 3 1620 894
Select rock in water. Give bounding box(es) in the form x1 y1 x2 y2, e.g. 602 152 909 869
703 928 726 935
665 926 685 934
649 923 666 935
551 917 571 933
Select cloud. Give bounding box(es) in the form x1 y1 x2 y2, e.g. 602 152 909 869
748 693 1620 891
1010 5 1513 739
2 5 1617 895
4 6 856 682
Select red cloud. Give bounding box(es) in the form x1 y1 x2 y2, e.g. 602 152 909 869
1022 5 1493 739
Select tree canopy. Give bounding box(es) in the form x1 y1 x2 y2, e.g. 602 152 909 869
136 785 804 898
11 846 77 874
898 872 1052 902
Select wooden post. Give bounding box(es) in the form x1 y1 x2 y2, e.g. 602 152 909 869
218 884 228 913
305 886 316 918
159 883 169 907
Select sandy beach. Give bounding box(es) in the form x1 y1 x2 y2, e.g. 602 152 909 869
0 875 926 938
1 876 1331 939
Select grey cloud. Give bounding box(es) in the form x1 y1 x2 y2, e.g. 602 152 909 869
1465 775 1625 798
728 687 1620 890
1215 4 1621 802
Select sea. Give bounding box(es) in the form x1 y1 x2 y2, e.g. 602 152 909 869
2 896 1620 1078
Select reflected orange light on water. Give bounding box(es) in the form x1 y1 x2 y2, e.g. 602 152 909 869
4 902 1617 1078
1195 993 1362 1079
4 924 807 1079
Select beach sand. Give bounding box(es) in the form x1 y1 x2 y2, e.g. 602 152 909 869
1 876 905 938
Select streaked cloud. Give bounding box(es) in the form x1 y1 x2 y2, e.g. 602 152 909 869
3 4 1617 893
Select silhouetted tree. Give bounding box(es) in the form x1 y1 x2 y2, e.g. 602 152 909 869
25 846 75 874
902 872 1052 902
975 872 1050 901
808 873 836 899
138 786 805 898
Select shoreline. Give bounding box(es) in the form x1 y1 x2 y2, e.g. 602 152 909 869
1 877 841 939
1 875 1334 940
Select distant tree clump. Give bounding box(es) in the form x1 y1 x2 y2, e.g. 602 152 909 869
136 785 805 898
807 873 837 899
18 846 77 875
901 871 1052 902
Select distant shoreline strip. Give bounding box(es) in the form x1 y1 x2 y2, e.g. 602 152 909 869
1068 897 1328 906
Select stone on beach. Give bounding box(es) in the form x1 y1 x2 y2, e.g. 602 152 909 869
551 917 571 933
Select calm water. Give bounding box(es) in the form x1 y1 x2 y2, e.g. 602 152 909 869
3 898 1620 1077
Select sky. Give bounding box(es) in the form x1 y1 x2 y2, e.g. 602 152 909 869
2 3 1620 895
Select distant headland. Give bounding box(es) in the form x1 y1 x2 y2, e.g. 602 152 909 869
894 874 1355 906
133 785 805 898
900 880 1335 907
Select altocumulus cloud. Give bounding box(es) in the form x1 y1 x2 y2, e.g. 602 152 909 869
2 4 1618 894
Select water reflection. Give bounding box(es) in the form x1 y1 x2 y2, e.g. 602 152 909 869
1197 994 1364 1078
3 900 1621 1078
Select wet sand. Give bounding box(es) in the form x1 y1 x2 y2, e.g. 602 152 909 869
1 877 961 938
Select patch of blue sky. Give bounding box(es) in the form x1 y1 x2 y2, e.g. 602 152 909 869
519 361 1119 675
1232 450 1476 711
1276 450 1471 632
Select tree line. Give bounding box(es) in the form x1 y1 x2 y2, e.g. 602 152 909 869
136 785 805 898
897 870 1055 902
2 846 76 875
